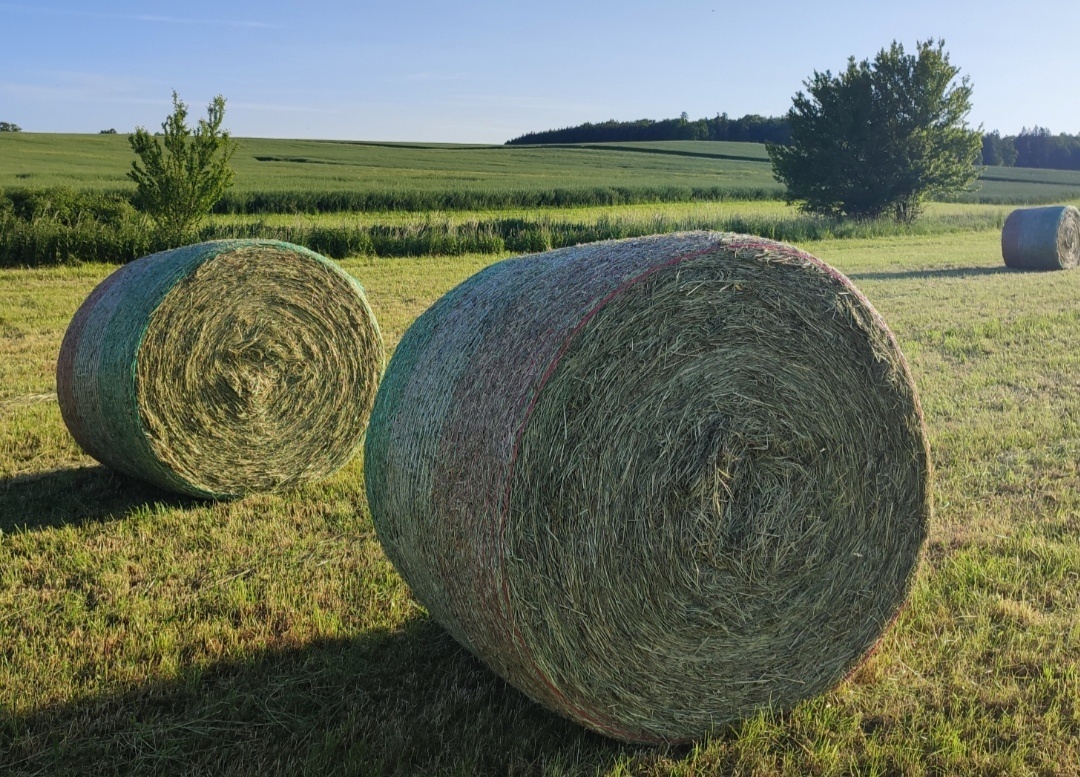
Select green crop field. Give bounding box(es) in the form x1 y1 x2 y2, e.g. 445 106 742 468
0 134 782 211
5 134 1080 212
540 140 773 162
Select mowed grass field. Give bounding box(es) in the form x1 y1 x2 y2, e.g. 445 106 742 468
2 219 1079 774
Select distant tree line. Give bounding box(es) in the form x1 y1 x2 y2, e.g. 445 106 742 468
508 114 1080 172
982 127 1080 170
505 112 792 146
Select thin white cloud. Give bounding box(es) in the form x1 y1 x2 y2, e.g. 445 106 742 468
0 3 278 29
434 94 607 113
392 72 473 83
231 101 339 114
0 69 168 102
0 82 159 105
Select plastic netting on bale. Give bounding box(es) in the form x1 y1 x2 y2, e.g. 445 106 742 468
57 239 384 498
1001 205 1080 270
364 231 931 744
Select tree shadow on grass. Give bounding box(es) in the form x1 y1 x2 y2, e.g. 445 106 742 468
846 265 1015 282
1 618 684 776
0 465 199 533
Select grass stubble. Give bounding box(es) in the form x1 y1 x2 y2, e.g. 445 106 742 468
0 223 1078 774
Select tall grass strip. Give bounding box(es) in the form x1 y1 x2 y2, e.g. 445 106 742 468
1001 204 1080 270
57 239 384 498
365 231 931 744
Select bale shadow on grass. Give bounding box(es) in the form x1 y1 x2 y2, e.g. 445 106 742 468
0 618 685 776
0 465 199 533
846 265 1014 282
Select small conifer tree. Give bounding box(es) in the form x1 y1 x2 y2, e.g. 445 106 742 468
128 92 238 245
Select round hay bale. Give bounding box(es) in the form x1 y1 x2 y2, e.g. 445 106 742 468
1001 204 1080 270
57 239 383 498
365 231 931 744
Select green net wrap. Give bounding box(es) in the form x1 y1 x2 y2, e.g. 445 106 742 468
57 239 384 498
365 232 930 743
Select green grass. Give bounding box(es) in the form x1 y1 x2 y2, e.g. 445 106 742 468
5 135 1080 213
957 170 1080 206
199 201 1019 262
203 199 1011 229
4 192 1037 267
2 223 1079 774
543 140 773 162
0 134 782 212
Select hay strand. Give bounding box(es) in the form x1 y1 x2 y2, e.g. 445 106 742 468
365 231 931 744
57 239 383 498
1001 204 1080 270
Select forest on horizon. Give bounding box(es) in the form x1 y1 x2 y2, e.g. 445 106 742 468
507 113 1080 172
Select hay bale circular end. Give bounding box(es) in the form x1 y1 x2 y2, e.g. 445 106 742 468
365 232 931 743
57 239 384 498
1001 205 1080 270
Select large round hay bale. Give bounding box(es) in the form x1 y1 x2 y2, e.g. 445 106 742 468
57 239 383 498
365 231 931 744
1001 204 1080 270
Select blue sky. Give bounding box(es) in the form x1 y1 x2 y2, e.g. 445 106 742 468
2 0 1078 143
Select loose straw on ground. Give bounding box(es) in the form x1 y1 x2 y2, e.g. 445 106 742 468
1001 205 1080 270
365 231 931 744
57 239 383 498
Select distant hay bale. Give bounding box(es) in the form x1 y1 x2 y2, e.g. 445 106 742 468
57 239 383 498
365 231 931 744
1001 205 1080 270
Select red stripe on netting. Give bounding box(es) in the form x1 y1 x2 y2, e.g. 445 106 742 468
56 268 129 462
494 238 800 742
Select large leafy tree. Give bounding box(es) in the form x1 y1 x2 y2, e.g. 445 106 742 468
128 91 238 245
768 40 982 223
